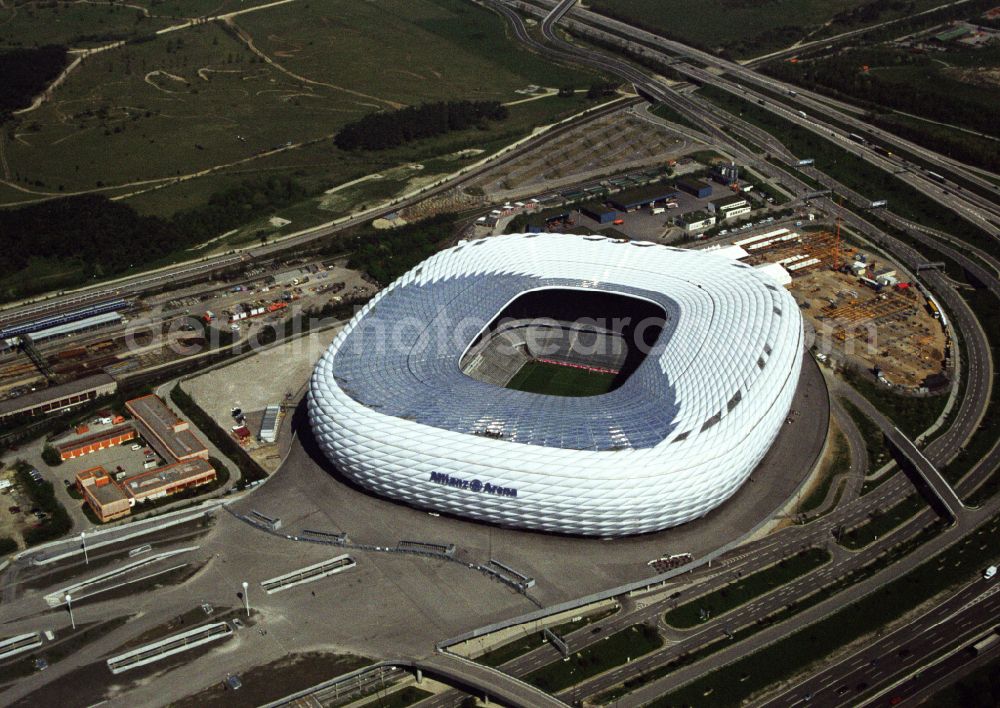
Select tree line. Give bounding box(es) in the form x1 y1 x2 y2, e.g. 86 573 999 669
763 47 998 139
346 213 458 285
334 100 508 151
0 176 309 299
0 45 68 113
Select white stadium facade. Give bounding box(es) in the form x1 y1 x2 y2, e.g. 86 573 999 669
308 233 804 537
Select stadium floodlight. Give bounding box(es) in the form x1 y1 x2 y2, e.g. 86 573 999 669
309 233 803 537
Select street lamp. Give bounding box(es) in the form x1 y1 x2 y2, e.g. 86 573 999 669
80 531 89 565
66 594 75 630
242 581 250 617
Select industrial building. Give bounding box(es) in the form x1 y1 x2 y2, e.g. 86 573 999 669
0 373 118 423
677 212 717 233
309 233 803 537
74 395 216 522
2 312 123 349
711 163 740 186
57 423 136 461
710 194 752 220
125 395 209 461
676 177 712 198
608 186 679 212
580 202 621 224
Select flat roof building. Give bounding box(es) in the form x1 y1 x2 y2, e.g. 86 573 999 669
676 178 712 199
57 423 136 460
76 466 132 523
608 186 679 212
126 395 208 461
580 202 621 224
259 405 281 444
0 374 117 423
121 458 216 503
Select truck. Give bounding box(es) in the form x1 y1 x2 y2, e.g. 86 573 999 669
797 158 815 166
651 207 666 215
870 199 888 208
202 311 215 324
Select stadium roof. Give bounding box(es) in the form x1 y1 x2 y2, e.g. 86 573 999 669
319 233 799 452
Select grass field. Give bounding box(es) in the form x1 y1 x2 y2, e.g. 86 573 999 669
506 361 616 397
664 549 831 629
1 0 602 217
525 623 663 693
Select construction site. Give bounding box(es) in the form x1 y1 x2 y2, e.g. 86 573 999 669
720 227 950 390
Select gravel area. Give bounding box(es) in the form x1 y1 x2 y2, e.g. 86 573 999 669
184 325 343 427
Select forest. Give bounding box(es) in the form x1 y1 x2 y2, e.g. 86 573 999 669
346 213 458 285
334 100 508 151
0 176 309 294
763 47 999 139
0 45 68 113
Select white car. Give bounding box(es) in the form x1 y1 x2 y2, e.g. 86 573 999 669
985 565 997 581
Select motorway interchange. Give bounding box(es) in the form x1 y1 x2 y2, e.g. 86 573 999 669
2 1 1000 706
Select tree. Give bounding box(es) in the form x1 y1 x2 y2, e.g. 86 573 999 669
41 444 62 467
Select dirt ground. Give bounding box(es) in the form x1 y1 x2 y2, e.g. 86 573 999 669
183 323 343 469
790 269 947 388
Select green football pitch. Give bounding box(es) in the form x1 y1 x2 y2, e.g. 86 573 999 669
506 361 616 397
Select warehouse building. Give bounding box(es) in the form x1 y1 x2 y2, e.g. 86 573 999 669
608 186 679 212
0 374 118 423
126 395 209 461
580 202 621 224
57 423 136 461
676 177 712 199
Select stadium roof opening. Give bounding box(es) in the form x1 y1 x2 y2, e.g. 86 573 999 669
459 288 666 397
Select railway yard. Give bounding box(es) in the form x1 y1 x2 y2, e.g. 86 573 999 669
0 259 377 407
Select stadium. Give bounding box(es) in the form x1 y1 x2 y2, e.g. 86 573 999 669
308 233 804 537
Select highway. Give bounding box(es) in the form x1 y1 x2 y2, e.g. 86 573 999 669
512 0 1000 245
419 3 1000 705
763 572 1000 707
528 0 1000 196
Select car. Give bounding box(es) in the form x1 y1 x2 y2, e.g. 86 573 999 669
130 444 142 451
225 674 242 691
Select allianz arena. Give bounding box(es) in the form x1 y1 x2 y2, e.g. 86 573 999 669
308 233 803 537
